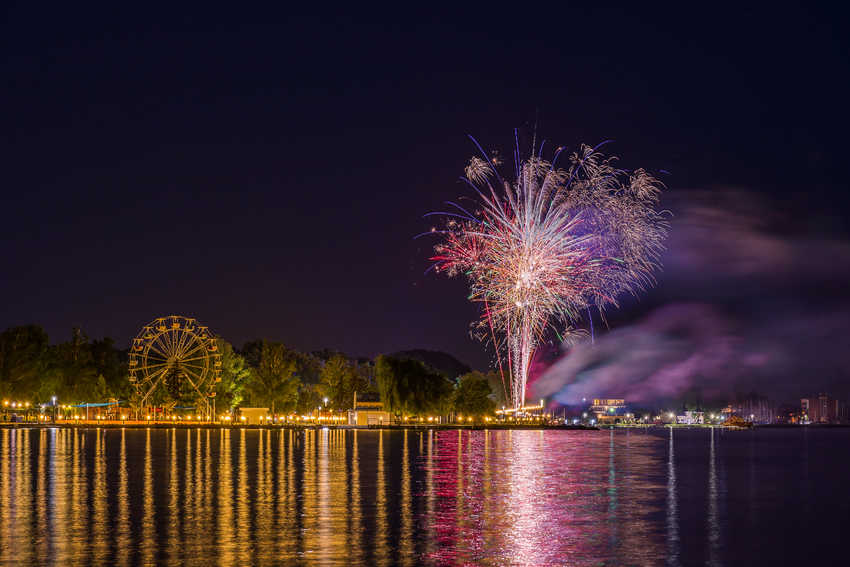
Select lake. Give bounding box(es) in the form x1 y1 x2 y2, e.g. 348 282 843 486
0 426 847 565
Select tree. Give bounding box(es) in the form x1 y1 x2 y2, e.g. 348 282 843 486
244 341 300 415
0 325 51 399
216 339 252 411
375 355 453 417
453 371 496 418
295 382 323 415
89 337 129 400
52 329 100 402
484 370 509 408
318 354 370 410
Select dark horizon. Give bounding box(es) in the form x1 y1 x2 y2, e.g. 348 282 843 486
3 4 849 403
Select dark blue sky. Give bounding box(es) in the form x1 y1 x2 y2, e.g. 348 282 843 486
2 3 848 378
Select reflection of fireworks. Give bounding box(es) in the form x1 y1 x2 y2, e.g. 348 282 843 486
425 134 667 408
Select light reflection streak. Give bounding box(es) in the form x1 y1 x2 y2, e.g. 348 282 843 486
374 430 390 567
93 429 107 561
284 429 296 557
142 428 155 564
707 427 721 567
506 430 546 564
0 430 9 558
667 426 680 566
13 429 33 564
45 429 57 562
424 429 435 559
257 429 272 561
53 429 69 562
328 429 348 561
70 429 86 561
348 429 364 565
608 427 618 548
216 428 234 565
35 430 47 561
116 429 129 567
317 428 330 563
303 429 317 558
192 428 204 558
236 428 250 564
399 429 414 566
167 428 180 563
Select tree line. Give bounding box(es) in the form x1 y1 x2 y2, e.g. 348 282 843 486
0 325 502 418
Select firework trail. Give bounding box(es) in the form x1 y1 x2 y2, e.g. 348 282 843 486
424 133 668 409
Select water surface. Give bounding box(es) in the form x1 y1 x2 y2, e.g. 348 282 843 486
0 427 846 565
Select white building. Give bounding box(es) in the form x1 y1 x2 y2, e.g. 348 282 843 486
676 410 705 425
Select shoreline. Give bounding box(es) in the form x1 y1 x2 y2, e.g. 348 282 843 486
0 422 600 431
4 422 846 431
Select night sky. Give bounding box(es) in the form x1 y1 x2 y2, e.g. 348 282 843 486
3 5 849 400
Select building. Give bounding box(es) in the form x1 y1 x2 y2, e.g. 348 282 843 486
589 398 631 424
347 391 390 426
801 394 848 424
238 407 269 425
675 410 705 425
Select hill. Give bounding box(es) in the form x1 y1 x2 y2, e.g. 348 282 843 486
390 349 472 380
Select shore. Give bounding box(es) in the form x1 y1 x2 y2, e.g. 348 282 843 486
0 421 600 431
3 421 844 430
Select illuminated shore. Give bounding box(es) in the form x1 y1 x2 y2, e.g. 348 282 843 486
0 421 599 431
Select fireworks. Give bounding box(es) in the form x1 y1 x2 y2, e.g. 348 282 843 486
425 134 668 408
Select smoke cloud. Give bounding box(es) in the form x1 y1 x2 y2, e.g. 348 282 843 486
530 189 850 406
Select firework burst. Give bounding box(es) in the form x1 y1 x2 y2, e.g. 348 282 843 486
425 134 668 408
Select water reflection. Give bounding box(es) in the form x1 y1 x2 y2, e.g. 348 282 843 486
2 426 841 565
707 427 722 567
667 426 680 567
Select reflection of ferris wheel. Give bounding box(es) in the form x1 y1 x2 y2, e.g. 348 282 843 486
129 315 221 416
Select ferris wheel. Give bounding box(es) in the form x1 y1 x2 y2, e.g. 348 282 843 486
128 315 221 416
